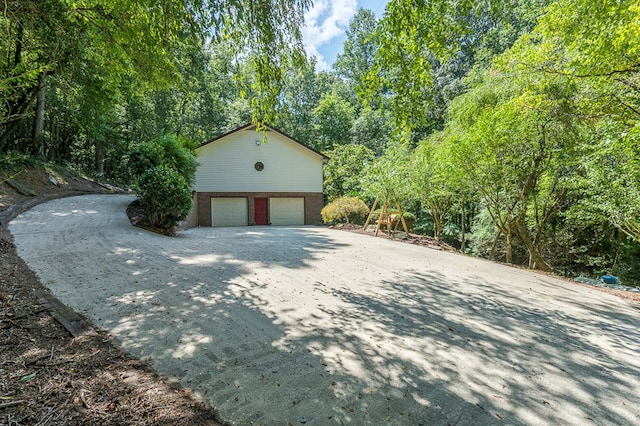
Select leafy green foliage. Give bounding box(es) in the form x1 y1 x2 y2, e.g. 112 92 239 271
274 58 335 143
129 134 197 234
0 151 42 171
138 165 192 233
215 0 311 125
128 134 197 184
445 68 578 269
321 197 369 225
536 0 640 77
509 0 640 244
349 108 393 155
323 144 375 202
0 0 312 177
128 142 164 179
311 92 355 151
412 135 465 240
334 8 379 111
361 138 413 204
567 122 640 243
364 0 550 132
467 205 508 261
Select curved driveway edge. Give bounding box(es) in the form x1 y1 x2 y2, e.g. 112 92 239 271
9 194 640 425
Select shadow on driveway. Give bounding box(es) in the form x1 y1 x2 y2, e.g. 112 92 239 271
9 194 640 425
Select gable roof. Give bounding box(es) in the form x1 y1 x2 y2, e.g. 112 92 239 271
198 123 329 161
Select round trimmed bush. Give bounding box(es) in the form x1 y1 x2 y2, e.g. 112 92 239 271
321 197 369 224
138 165 192 232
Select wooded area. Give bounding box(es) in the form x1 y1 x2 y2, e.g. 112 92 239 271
1 0 639 284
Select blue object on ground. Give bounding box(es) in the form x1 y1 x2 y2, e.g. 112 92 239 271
600 275 619 285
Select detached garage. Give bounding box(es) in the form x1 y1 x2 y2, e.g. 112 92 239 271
188 124 328 227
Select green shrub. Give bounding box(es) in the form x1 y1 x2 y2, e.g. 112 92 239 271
128 134 197 184
0 151 42 171
128 142 163 178
321 197 369 224
138 165 192 233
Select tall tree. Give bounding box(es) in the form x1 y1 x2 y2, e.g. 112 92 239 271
412 134 465 240
0 0 312 173
364 0 550 131
444 67 579 270
274 57 336 143
0 0 77 153
323 144 375 202
361 138 413 206
526 0 640 243
311 92 355 151
349 108 393 155
334 8 379 111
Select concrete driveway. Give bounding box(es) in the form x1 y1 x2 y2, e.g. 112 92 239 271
9 194 640 425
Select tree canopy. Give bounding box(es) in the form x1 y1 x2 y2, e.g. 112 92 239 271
0 0 311 159
2 0 639 284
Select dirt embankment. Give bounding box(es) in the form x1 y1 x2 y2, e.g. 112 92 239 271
0 165 116 227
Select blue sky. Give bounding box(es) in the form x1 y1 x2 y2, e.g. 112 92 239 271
302 0 389 70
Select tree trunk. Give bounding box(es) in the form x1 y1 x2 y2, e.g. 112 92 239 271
505 230 513 264
31 71 47 159
0 21 29 152
489 229 501 261
516 216 552 271
0 89 39 152
433 215 442 240
527 245 551 272
95 142 105 176
14 21 24 68
429 200 453 241
460 202 466 251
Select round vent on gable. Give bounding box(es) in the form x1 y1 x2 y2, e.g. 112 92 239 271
254 161 264 171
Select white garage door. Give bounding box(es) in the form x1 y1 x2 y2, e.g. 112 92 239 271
270 197 304 226
211 197 248 227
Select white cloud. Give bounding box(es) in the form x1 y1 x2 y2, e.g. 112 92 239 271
304 44 330 71
302 0 358 70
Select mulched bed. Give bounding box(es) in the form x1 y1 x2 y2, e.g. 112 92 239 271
329 222 454 251
126 199 178 236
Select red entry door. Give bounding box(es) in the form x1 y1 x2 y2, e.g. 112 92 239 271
254 198 268 225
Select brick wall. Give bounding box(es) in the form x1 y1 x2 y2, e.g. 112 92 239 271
195 192 325 227
304 193 324 224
